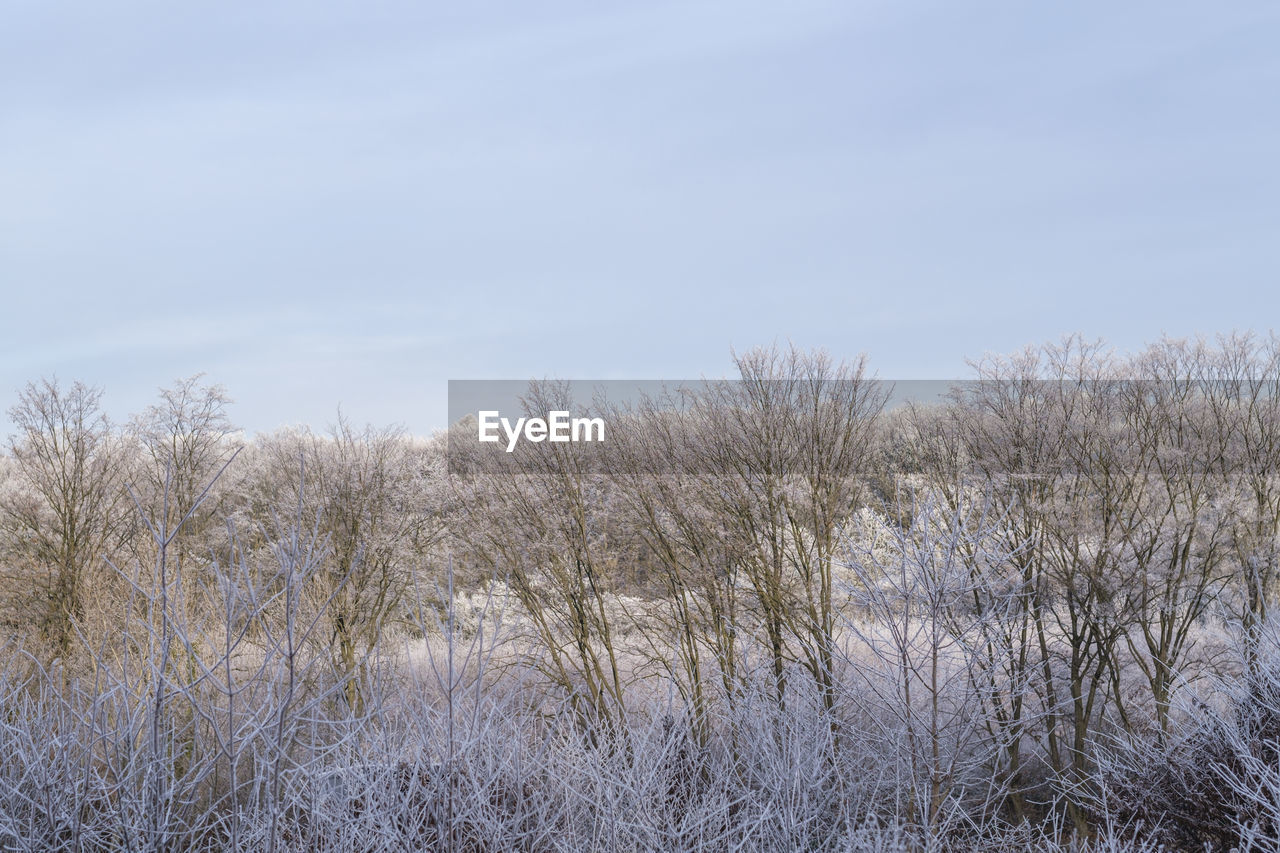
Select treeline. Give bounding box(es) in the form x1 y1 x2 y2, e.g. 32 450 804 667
2 333 1280 850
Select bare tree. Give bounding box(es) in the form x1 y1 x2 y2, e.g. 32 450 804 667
451 380 632 736
0 379 129 657
129 375 238 567
605 393 748 742
841 493 1032 836
238 417 437 715
1206 333 1280 675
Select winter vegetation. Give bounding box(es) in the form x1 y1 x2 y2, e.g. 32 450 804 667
2 333 1280 851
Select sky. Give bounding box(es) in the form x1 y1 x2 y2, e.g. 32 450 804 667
2 1 1278 436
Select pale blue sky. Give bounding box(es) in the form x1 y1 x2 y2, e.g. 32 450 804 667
3 1 1277 434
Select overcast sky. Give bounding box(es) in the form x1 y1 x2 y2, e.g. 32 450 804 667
3 1 1278 435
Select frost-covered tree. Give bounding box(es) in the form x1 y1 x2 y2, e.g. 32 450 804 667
0 378 129 656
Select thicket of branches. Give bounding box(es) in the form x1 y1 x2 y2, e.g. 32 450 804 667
2 333 1279 851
